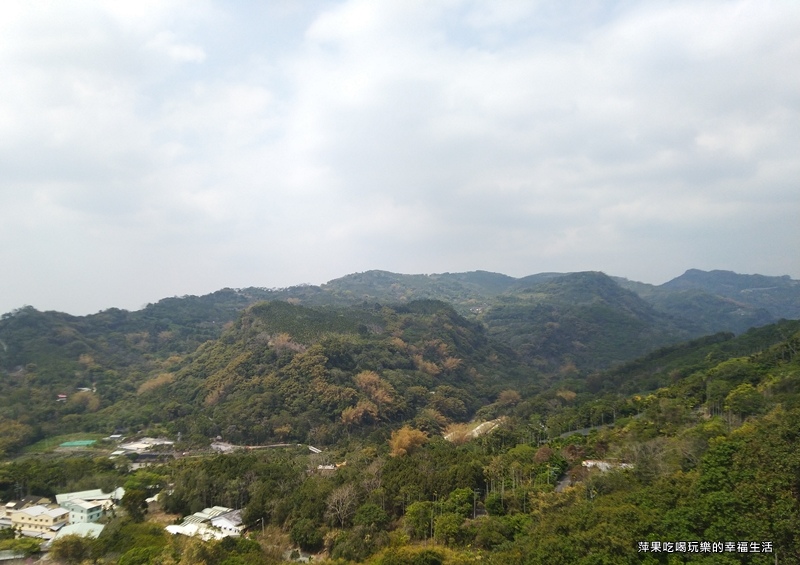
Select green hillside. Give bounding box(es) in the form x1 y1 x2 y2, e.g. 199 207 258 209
663 268 800 318
128 300 527 447
481 272 692 374
2 268 798 459
1 316 799 564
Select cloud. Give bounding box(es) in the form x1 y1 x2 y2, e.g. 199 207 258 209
0 0 798 315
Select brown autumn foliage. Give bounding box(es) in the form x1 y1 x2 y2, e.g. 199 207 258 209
353 370 395 406
68 391 101 413
441 356 463 372
78 354 99 370
270 332 305 353
496 389 522 407
412 355 441 376
443 422 473 445
556 389 577 403
138 373 176 395
341 400 379 426
534 445 554 464
388 425 428 457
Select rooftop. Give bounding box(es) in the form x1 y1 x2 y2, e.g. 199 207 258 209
53 523 105 540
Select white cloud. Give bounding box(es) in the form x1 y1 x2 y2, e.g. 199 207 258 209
145 32 206 63
0 0 798 314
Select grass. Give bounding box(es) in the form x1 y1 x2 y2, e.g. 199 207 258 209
22 432 106 454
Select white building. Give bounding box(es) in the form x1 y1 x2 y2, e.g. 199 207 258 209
60 499 105 524
55 487 124 509
165 506 244 540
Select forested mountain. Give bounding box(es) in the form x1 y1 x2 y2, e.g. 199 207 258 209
1 269 799 563
478 271 692 374
615 268 800 334
1 312 799 564
1 269 798 455
663 268 800 317
125 300 527 446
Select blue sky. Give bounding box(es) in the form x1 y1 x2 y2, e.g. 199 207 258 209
1 0 798 315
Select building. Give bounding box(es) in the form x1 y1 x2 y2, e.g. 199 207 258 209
10 505 69 539
52 522 105 541
210 509 245 536
60 498 105 524
4 496 51 513
1 497 52 530
165 506 244 541
55 487 124 510
118 437 174 453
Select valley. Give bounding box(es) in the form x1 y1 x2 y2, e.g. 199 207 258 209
0 268 798 564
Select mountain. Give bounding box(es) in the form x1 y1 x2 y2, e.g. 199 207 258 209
1 267 798 454
3 303 799 563
615 269 800 334
314 270 518 314
110 300 529 446
480 271 693 375
661 268 800 319
585 318 800 394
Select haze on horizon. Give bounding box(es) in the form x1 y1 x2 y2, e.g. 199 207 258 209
1 1 798 316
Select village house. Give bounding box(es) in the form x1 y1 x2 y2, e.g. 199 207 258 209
10 505 69 539
0 496 52 529
210 509 245 536
59 498 105 524
4 496 51 513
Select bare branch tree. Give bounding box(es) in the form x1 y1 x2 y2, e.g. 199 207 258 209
325 484 357 527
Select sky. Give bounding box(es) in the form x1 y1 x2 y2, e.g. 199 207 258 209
1 0 799 316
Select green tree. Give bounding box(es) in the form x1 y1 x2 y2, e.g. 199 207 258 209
404 501 434 540
353 502 390 531
442 487 472 518
118 546 164 565
121 488 148 522
724 383 764 417
49 535 93 564
290 518 323 552
0 537 41 557
433 512 463 546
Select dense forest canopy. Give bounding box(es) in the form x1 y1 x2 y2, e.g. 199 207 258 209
0 268 799 563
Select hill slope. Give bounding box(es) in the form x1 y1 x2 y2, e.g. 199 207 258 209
126 300 528 446
480 271 693 375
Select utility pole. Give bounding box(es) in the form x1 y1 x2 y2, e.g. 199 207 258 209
430 505 434 544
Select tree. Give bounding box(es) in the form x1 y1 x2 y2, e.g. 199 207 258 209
325 484 357 527
0 537 41 557
389 426 428 457
404 501 434 540
434 512 463 546
50 535 93 564
724 383 764 418
496 390 522 407
442 488 472 518
290 518 323 552
121 488 148 522
354 502 390 531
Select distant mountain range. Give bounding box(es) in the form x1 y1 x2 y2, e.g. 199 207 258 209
0 268 798 451
2 269 798 378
